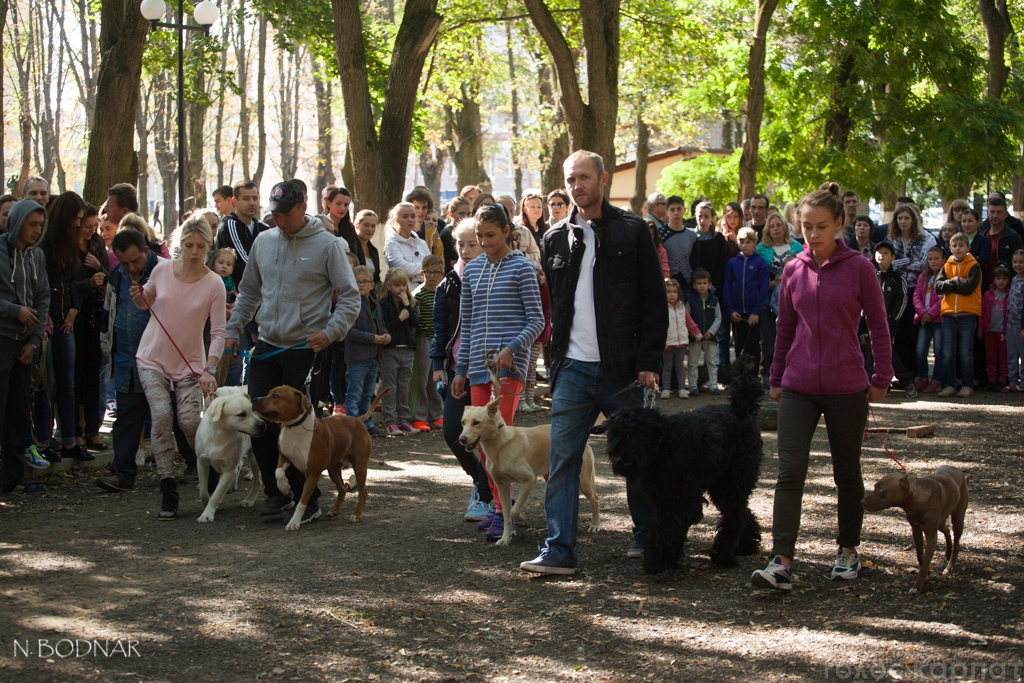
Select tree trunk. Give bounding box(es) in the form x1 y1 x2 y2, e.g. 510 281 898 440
153 76 177 233
524 0 619 187
188 66 207 212
536 60 569 197
444 83 489 192
82 0 149 207
737 0 780 201
214 2 230 189
418 146 447 203
311 51 335 198
979 0 1012 100
506 22 522 203
331 0 442 231
630 102 648 216
136 83 150 220
824 43 857 150
0 0 7 182
235 2 250 180
341 143 355 194
252 16 267 188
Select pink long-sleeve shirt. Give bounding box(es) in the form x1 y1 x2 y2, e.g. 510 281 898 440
135 261 226 381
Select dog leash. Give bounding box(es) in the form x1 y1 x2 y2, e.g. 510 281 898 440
225 341 310 361
867 406 907 472
136 283 201 380
484 348 525 399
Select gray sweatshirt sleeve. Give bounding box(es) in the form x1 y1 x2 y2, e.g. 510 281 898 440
226 239 263 339
322 240 361 343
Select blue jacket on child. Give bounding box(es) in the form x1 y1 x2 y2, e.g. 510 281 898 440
722 252 770 316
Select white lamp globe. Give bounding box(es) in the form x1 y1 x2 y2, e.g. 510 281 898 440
139 0 167 21
193 0 219 26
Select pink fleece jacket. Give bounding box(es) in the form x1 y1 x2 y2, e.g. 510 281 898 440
771 239 893 395
913 272 942 325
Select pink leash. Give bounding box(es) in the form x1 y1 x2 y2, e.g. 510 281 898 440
866 406 907 472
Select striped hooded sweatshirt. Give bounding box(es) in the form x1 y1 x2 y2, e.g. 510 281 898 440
455 250 544 386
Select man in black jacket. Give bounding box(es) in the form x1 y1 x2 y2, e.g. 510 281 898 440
520 150 668 575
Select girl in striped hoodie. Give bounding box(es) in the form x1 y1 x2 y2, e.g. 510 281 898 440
450 204 544 541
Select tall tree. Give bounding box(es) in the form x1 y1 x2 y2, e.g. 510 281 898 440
524 0 620 182
311 51 336 197
331 0 442 221
82 0 150 207
252 17 268 188
444 83 490 191
0 0 7 180
418 146 447 203
630 101 648 216
737 0 779 200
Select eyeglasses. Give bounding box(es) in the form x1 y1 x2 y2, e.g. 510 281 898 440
423 271 443 277
548 202 566 208
356 280 373 286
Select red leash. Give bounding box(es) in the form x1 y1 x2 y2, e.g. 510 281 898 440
136 283 201 380
866 406 907 472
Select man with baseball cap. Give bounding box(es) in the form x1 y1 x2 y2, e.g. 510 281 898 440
225 179 361 523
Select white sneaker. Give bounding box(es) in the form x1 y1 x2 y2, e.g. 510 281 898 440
135 449 148 467
517 402 533 413
678 390 689 399
659 390 671 399
751 557 793 591
830 547 860 580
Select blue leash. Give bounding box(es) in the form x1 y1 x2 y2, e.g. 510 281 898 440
225 341 310 361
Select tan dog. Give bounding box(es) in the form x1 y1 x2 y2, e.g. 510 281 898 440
862 465 969 594
459 398 600 546
253 385 387 531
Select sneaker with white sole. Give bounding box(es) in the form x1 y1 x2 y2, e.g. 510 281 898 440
135 448 148 467
677 389 689 399
659 390 671 399
626 541 644 558
21 445 51 469
520 550 577 575
465 497 490 521
830 547 860 580
751 557 793 591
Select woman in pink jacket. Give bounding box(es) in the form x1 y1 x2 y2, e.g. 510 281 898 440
913 246 945 393
750 182 893 592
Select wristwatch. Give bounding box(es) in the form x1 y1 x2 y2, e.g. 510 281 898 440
202 366 214 374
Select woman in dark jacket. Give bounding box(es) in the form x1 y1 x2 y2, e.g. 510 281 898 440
352 209 382 288
35 191 91 461
73 203 108 449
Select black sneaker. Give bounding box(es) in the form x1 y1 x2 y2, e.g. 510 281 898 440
259 494 295 517
63 445 95 461
40 447 62 464
158 478 178 520
4 478 45 494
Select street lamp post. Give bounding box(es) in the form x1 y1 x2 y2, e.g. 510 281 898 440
139 0 219 229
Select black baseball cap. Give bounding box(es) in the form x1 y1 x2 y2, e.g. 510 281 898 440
267 180 305 214
874 240 896 255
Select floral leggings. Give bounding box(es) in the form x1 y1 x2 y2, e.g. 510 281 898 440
138 369 203 480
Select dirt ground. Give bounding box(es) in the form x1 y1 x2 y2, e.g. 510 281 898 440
1 390 1022 683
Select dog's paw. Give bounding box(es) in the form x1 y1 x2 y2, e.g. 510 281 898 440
587 523 601 533
493 535 513 547
197 512 215 523
237 499 256 508
284 519 301 531
347 514 363 523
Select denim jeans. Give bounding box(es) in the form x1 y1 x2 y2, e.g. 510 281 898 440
224 331 254 387
33 328 77 447
110 382 149 487
941 315 977 389
915 321 943 383
543 359 656 567
345 359 379 430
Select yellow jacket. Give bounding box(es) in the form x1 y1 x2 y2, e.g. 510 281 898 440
936 252 982 317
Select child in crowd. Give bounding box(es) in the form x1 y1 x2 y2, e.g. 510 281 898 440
912 246 945 393
209 248 237 293
936 233 982 398
980 264 1011 390
411 255 445 431
874 241 917 398
723 227 770 360
430 218 493 521
378 268 420 434
939 222 958 257
685 268 722 395
450 204 544 542
344 265 388 437
662 278 701 399
1006 250 1024 392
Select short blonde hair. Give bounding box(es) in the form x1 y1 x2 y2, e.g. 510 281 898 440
760 213 793 247
452 217 478 242
737 227 758 242
119 213 157 241
178 217 213 245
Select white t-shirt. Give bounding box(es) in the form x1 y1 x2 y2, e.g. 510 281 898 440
566 213 601 362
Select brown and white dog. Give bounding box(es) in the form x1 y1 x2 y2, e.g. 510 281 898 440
862 465 969 594
253 385 387 531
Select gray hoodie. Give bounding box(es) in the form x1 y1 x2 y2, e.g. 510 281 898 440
0 199 50 346
227 215 360 348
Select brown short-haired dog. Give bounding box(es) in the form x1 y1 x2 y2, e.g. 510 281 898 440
254 385 387 531
862 465 969 594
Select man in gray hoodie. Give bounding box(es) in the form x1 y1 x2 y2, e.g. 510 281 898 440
225 180 361 521
0 200 50 493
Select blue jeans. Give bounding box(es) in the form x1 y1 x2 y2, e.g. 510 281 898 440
941 316 977 389
543 359 656 567
33 328 77 447
915 321 943 383
110 383 149 487
345 359 379 430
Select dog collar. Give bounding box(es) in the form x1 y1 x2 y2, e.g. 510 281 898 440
283 404 313 428
899 493 913 509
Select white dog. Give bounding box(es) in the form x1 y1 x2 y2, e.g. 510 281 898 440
459 398 600 546
195 386 265 523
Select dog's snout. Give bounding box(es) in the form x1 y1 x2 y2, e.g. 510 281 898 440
458 436 468 445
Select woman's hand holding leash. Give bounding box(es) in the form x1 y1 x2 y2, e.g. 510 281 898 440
867 385 887 402
495 347 514 371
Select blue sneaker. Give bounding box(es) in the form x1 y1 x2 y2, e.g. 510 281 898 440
484 512 513 542
751 557 793 591
464 487 490 521
477 503 497 530
21 445 51 469
830 547 860 580
520 550 577 575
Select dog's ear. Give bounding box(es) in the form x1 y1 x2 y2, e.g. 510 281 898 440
486 397 502 415
899 473 911 491
207 398 224 422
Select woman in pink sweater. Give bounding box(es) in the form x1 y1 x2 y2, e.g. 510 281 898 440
131 217 225 520
751 182 893 592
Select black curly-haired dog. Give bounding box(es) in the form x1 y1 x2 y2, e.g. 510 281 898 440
592 361 764 574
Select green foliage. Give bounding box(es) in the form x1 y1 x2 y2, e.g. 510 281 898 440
657 150 742 210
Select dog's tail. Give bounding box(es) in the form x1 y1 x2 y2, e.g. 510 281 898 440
357 388 390 423
728 371 763 420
